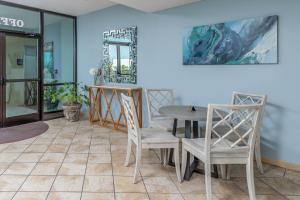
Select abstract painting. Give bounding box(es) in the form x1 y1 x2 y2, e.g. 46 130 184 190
183 15 278 65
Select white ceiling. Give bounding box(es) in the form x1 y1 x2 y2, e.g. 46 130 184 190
2 0 201 16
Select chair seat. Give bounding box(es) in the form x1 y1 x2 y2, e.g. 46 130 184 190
150 117 185 131
141 128 179 143
182 138 249 154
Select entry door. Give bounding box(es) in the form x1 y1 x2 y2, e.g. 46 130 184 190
0 33 41 127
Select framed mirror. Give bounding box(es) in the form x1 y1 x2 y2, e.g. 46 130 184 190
103 26 137 84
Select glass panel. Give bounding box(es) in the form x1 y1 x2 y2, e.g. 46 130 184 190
43 85 63 113
43 13 74 84
108 44 118 77
120 45 130 75
6 81 38 118
0 4 40 33
5 36 38 80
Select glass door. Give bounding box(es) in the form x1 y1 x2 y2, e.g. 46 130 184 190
0 33 40 127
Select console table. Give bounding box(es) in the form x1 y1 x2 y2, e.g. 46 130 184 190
88 85 142 131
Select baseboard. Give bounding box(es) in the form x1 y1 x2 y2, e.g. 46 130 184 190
262 157 300 172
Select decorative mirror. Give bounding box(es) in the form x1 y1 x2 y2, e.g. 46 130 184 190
103 26 137 84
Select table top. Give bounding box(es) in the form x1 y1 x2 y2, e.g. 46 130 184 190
88 84 142 90
159 105 221 121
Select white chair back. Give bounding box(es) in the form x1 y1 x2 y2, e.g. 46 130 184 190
205 104 262 154
232 92 267 107
145 89 175 121
121 93 140 142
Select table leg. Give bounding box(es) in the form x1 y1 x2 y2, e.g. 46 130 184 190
168 118 177 165
184 120 192 180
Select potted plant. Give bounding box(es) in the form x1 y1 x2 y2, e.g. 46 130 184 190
44 81 59 111
57 83 89 122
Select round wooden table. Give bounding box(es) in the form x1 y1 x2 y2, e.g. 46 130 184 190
159 105 219 180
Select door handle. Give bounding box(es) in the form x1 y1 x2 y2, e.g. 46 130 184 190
0 77 5 86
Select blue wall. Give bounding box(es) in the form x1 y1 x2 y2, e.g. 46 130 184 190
77 0 300 164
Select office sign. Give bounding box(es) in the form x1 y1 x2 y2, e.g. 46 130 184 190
0 17 24 28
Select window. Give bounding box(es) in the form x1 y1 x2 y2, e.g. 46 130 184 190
43 13 75 113
0 4 40 33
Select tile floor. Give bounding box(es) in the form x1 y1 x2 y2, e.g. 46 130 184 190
0 118 299 200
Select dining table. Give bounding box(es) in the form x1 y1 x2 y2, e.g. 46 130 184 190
159 105 219 180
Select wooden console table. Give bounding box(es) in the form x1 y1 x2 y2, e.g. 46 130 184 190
88 85 142 131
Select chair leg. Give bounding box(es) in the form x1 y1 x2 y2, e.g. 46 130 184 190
181 147 187 181
124 139 132 167
160 149 164 164
226 165 231 180
163 149 168 166
220 165 227 180
205 162 212 200
255 136 264 174
174 146 181 182
133 148 141 184
246 159 256 200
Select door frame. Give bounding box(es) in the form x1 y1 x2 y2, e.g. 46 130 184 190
0 32 42 127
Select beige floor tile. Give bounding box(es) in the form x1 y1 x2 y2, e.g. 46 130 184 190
20 176 55 192
114 176 146 193
39 153 65 163
182 194 206 200
68 145 90 153
233 177 278 195
13 192 48 200
91 138 110 145
261 178 300 195
211 179 245 195
16 153 43 163
116 193 149 200
47 145 69 153
90 145 110 154
52 138 72 145
51 176 84 192
110 138 127 145
286 196 300 200
25 145 48 153
144 177 179 194
255 164 285 178
0 153 21 162
0 163 10 174
83 176 114 192
33 138 53 145
0 192 15 200
64 153 88 163
47 192 81 200
71 138 91 145
91 133 110 140
3 144 29 153
31 163 61 175
285 170 300 185
58 163 86 175
148 193 183 200
141 151 161 164
81 193 114 200
256 195 287 200
88 154 111 164
112 163 140 177
110 145 127 155
86 164 112 176
4 163 36 175
111 153 134 164
0 175 26 191
141 164 175 177
170 174 205 194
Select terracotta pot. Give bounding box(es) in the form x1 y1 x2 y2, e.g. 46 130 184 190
62 103 82 122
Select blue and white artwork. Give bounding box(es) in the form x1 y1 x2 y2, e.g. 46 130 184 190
183 15 278 65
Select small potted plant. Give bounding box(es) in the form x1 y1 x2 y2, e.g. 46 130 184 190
57 83 89 122
44 81 59 111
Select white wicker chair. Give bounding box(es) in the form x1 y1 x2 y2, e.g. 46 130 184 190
181 104 262 200
145 89 185 164
121 93 181 183
232 92 267 174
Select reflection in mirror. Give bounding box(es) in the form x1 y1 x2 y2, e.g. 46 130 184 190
103 27 137 84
